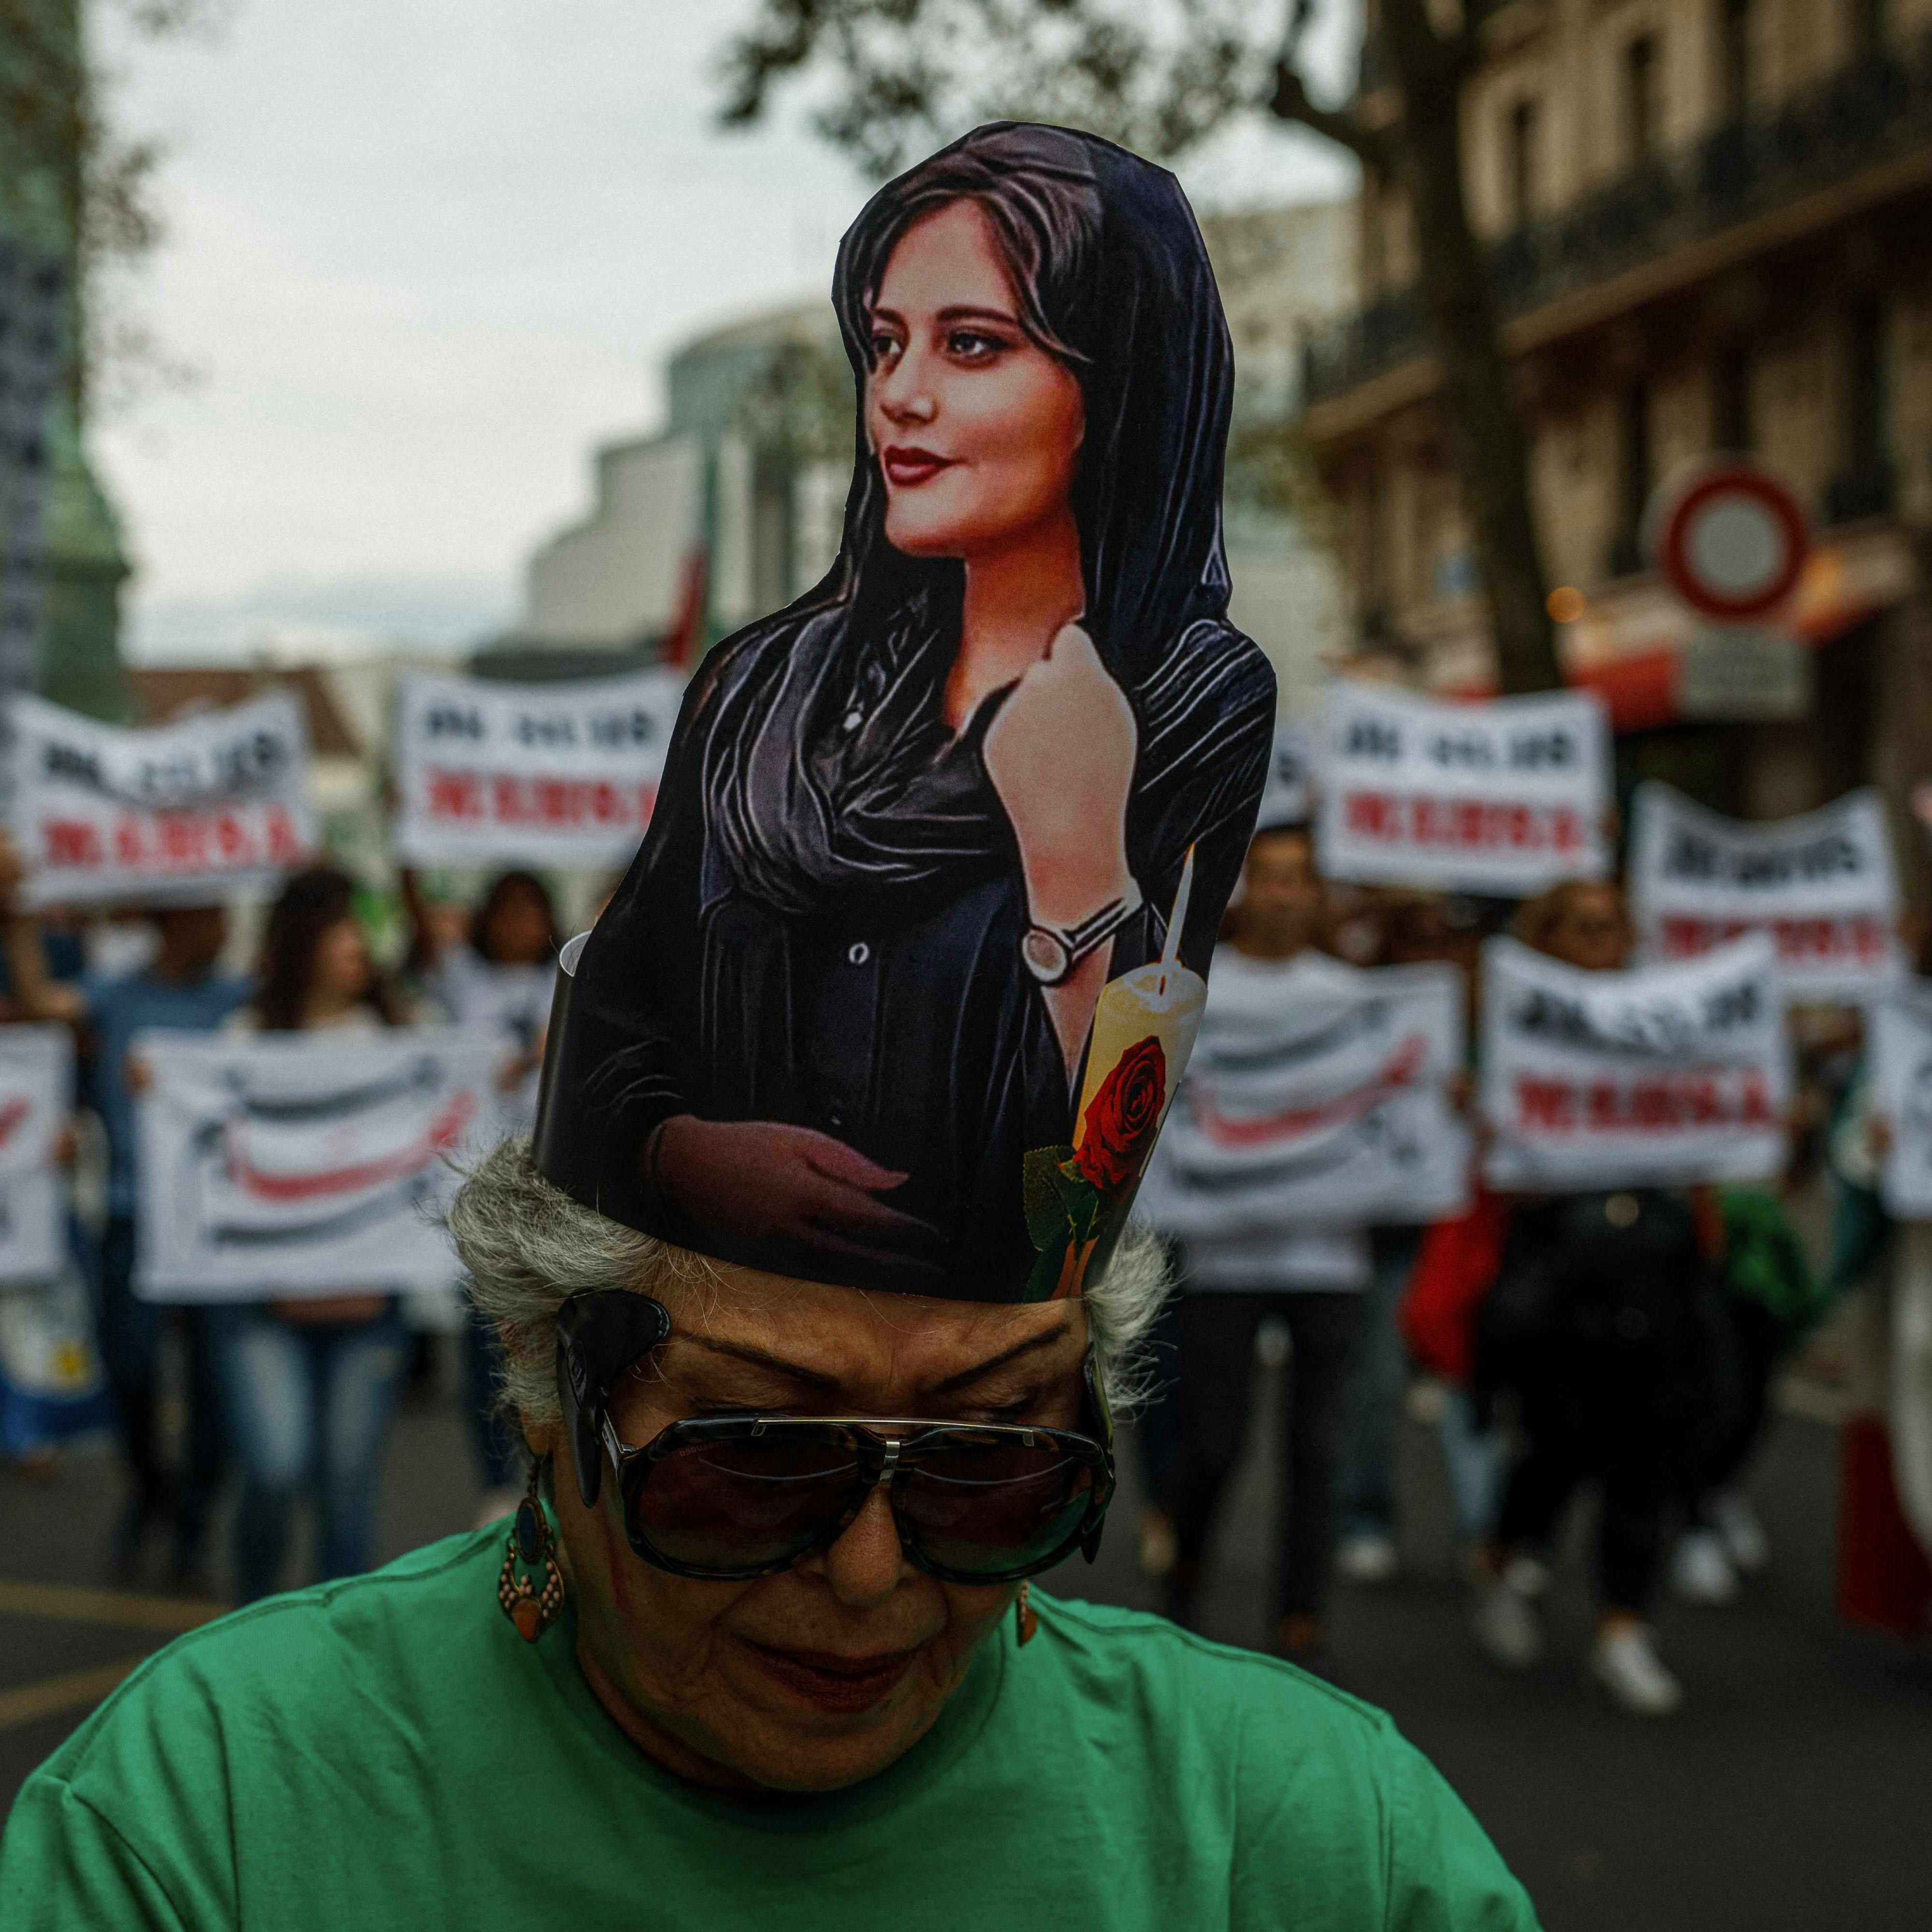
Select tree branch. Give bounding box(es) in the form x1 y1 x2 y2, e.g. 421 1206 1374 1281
1267 57 1389 170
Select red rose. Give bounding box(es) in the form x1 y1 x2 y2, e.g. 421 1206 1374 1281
1074 1036 1167 1194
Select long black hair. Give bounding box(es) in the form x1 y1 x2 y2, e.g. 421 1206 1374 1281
469 869 559 966
254 866 404 1033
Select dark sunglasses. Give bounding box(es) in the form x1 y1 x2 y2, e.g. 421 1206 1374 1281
554 1289 1115 1584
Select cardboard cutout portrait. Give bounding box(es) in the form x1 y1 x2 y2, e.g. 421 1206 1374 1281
534 123 1275 1301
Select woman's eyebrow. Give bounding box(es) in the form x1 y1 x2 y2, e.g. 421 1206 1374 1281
933 304 1019 327
678 1335 842 1395
926 1324 1071 1398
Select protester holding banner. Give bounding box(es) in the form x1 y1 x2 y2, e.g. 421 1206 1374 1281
2 885 249 1585
402 863 561 1517
1150 824 1374 1662
1337 892 1489 1586
212 867 415 1604
1471 880 1742 1716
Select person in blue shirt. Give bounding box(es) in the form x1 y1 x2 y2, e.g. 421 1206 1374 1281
8 899 252 1585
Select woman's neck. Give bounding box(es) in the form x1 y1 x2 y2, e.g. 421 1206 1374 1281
943 508 1084 731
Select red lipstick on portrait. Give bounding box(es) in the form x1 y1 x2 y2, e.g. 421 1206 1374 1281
881 445 957 488
745 1640 922 1714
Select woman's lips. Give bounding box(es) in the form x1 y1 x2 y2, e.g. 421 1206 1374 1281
881 445 956 488
745 1640 922 1714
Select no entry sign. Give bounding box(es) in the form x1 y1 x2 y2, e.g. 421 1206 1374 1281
1652 464 1809 623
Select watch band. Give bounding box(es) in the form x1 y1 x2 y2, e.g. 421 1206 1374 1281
1021 885 1144 987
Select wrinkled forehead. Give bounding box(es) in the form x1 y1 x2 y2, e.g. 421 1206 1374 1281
650 1257 1087 1387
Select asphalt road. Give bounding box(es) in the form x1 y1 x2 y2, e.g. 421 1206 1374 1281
2 1341 1929 1931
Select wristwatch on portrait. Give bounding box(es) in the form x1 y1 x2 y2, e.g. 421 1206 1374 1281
1020 887 1144 987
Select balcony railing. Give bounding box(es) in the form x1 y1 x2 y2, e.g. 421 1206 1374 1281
1306 34 1932 408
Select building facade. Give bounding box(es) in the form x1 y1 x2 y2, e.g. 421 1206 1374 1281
1203 199 1356 717
1307 0 1932 870
493 303 850 676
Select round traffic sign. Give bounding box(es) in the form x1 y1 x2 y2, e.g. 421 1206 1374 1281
1653 464 1809 623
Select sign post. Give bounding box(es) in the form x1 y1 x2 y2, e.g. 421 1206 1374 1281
1649 462 1812 722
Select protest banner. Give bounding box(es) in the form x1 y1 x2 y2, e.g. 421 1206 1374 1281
1316 682 1611 895
1629 782 1902 1000
392 669 683 869
5 691 313 909
1872 987 1932 1218
1480 933 1789 1190
0 1026 72 1283
134 1029 505 1301
1137 958 1470 1231
1255 720 1317 830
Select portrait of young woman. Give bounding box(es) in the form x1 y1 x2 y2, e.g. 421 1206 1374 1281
536 122 1278 1302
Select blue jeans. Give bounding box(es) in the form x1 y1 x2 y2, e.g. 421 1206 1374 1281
213 1302 408 1603
1438 1382 1505 1544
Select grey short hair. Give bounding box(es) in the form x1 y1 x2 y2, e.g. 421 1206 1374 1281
447 1137 1173 1432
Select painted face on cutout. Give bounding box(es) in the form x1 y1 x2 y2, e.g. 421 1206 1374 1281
865 199 1085 563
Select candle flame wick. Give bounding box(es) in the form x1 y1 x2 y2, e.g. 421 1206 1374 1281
1159 846 1195 997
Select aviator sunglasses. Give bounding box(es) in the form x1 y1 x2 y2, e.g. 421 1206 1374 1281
554 1289 1116 1585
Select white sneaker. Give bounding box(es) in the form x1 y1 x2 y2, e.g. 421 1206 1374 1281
1711 1490 1770 1574
1670 1528 1739 1605
1336 1532 1400 1584
1591 1625 1682 1715
1471 1575 1544 1669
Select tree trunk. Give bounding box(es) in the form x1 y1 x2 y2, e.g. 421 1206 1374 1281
1384 18 1561 696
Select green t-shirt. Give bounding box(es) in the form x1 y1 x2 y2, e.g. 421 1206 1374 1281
1 1528 1539 1930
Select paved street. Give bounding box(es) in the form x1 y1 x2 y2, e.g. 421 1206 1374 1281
3 1341 1929 1931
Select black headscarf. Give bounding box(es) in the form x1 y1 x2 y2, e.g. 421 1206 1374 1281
697 124 1258 948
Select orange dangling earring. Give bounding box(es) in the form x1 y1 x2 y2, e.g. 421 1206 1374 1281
1014 1578 1038 1646
497 1461 567 1642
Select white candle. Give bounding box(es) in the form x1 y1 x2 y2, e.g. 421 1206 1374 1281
1074 960 1208 1143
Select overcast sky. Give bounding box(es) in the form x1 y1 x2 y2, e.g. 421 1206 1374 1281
93 0 1358 661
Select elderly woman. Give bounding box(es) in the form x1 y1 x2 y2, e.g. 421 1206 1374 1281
0 125 1535 1930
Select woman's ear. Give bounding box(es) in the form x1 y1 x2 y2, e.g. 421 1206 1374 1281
521 1414 554 1460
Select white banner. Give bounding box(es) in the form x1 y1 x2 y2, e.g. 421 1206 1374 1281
1255 721 1317 830
1480 934 1789 1190
5 692 314 909
1316 682 1610 895
392 669 683 869
1629 782 1902 1000
1137 960 1470 1231
0 1026 71 1283
1872 987 1932 1218
134 1029 505 1301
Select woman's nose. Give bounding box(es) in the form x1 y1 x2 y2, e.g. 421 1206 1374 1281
872 359 937 426
818 1485 914 1609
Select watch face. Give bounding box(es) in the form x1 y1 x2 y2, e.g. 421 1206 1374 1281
1022 926 1070 983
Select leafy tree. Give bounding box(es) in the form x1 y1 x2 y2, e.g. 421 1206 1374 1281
717 0 1562 695
0 0 227 410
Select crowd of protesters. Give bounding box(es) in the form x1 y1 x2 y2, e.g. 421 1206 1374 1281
1 812 1928 1702
1133 816 1929 1718
0 850 570 1604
